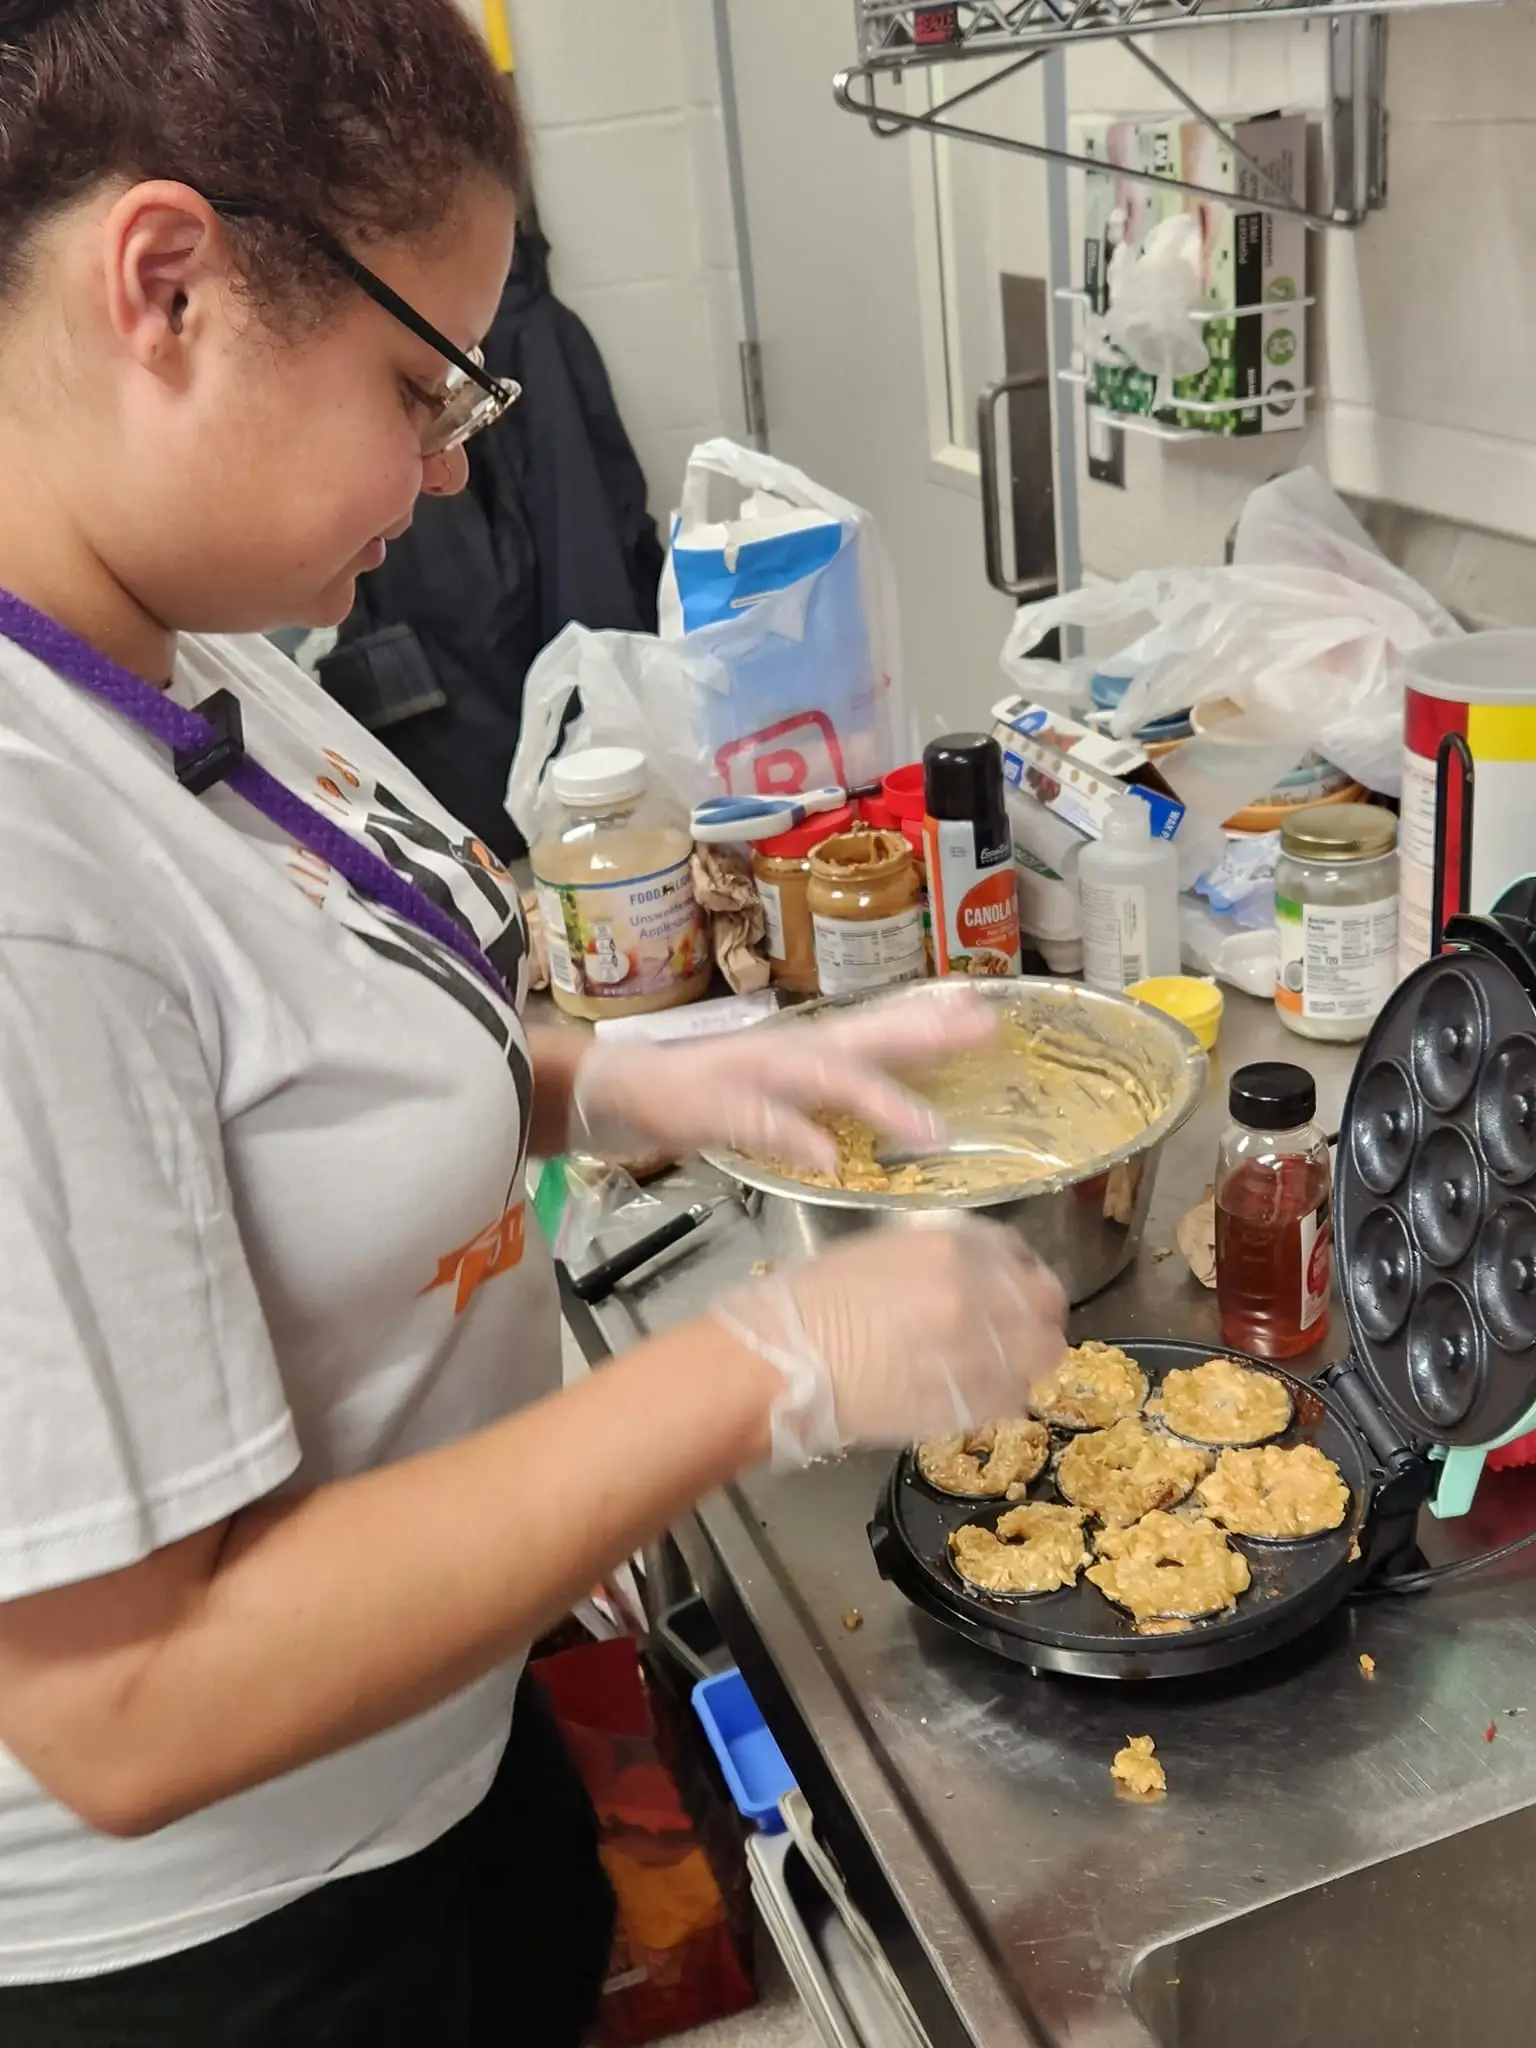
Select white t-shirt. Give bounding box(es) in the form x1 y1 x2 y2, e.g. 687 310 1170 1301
0 629 561 1983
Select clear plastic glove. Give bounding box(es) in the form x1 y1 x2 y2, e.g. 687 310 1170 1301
713 1219 1069 1468
1093 215 1209 412
567 984 997 1172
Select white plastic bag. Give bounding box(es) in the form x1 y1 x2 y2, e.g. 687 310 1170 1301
1000 470 1462 799
506 624 731 846
1233 467 1459 638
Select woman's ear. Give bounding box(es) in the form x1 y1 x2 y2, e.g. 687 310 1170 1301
99 182 229 372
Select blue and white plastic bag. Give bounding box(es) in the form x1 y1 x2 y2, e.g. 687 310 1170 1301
658 439 910 798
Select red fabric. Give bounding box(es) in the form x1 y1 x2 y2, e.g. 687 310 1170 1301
534 1640 756 2046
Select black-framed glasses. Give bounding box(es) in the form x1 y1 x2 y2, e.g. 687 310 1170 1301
211 200 521 457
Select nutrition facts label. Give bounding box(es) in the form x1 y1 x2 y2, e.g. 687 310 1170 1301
812 908 926 995
1276 895 1398 1023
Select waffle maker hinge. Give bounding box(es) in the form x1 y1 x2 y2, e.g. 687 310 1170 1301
1323 1354 1433 1580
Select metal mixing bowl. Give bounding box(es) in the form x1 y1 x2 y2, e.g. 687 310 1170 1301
702 979 1207 1304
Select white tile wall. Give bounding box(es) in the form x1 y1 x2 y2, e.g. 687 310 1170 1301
494 1 747 521
533 116 702 293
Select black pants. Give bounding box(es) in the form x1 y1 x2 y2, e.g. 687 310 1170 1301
0 1677 617 2047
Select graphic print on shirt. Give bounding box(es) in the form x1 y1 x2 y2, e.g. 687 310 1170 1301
289 746 535 1310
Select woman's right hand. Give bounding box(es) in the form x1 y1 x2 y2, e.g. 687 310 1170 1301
712 1220 1069 1468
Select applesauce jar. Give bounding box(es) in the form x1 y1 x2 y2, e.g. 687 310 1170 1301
807 830 926 996
532 748 711 1021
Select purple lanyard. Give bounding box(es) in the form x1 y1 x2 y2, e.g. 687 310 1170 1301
0 588 512 1006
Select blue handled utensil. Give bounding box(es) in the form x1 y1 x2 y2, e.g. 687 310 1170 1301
690 786 847 845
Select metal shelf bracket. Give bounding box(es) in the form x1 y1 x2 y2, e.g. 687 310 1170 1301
835 8 1391 228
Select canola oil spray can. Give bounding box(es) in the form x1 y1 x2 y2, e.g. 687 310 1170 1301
922 734 1023 979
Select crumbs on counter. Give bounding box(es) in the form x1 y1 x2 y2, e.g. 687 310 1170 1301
751 1259 774 1277
1359 1654 1376 1679
841 1609 864 1633
1111 1735 1167 1802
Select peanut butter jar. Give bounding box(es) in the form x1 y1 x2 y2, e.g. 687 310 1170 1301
807 830 926 997
750 804 856 995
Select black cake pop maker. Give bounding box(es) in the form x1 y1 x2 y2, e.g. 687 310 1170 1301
869 936 1536 1679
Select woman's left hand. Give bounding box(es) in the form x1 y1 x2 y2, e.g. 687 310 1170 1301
566 983 997 1172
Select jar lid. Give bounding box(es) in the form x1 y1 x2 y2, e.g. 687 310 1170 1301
551 747 649 809
882 762 926 822
757 804 856 858
1280 801 1397 862
1230 1062 1317 1131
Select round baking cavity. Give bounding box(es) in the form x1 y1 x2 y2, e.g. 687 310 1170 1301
1407 1124 1484 1269
916 1420 1050 1500
1155 1358 1294 1448
1335 947 1536 1449
946 1502 1089 1600
1029 1343 1149 1432
1055 1420 1209 1527
1350 1059 1418 1197
1411 967 1487 1113
1475 1202 1536 1354
1087 1512 1250 1623
1477 1035 1536 1188
1195 1444 1352 1546
1349 1205 1418 1343
872 1341 1370 1681
1406 1281 1485 1430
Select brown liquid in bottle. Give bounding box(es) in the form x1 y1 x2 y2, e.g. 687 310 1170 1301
1216 1154 1332 1360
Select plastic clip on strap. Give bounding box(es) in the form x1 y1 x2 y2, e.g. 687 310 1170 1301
0 587 511 1006
174 690 246 796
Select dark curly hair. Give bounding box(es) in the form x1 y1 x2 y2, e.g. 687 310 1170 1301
0 0 528 315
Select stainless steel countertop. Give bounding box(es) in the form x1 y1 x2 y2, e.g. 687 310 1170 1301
579 992 1536 2048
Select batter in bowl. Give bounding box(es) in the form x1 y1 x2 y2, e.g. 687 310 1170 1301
751 1008 1166 1197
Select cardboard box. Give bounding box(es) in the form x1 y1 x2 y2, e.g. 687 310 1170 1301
1177 115 1307 435
1081 122 1160 420
991 697 1187 843
1076 112 1307 436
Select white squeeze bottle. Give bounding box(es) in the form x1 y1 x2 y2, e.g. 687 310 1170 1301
1077 795 1180 993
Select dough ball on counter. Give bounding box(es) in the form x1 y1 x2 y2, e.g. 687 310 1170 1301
1111 1734 1167 1801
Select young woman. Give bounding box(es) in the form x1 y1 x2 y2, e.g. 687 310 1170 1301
0 3 1068 2041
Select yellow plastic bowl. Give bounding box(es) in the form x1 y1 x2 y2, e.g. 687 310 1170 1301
1128 975 1224 1052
